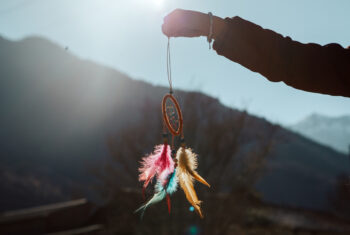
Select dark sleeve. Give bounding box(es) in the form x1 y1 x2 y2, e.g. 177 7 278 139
213 17 350 97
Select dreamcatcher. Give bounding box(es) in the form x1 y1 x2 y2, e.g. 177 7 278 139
135 37 211 219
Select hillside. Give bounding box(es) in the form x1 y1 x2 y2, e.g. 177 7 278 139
0 35 348 214
290 113 350 154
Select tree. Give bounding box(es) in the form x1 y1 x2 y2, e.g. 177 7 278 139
95 92 278 234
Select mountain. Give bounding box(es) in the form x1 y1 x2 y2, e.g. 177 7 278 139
290 114 350 154
0 35 348 214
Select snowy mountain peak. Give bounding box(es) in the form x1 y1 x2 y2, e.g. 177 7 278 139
290 113 350 154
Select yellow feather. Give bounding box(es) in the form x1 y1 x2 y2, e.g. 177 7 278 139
190 171 210 188
176 147 209 218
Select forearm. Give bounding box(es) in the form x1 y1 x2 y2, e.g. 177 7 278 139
212 17 350 97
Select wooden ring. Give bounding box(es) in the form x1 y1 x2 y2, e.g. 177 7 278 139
162 94 183 136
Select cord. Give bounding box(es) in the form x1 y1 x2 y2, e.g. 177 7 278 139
167 38 173 94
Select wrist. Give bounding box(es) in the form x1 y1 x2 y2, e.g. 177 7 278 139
212 16 226 39
196 12 211 36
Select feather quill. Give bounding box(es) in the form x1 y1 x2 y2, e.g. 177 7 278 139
176 147 210 218
138 144 174 195
135 170 178 218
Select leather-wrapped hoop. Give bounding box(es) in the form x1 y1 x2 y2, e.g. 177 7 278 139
162 94 183 136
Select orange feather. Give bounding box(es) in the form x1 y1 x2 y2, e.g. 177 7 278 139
176 147 209 218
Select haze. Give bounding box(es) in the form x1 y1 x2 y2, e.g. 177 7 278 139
1 0 349 125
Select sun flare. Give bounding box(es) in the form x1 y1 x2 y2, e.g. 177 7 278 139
152 0 164 9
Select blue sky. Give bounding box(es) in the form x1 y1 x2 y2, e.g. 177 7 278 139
1 0 349 125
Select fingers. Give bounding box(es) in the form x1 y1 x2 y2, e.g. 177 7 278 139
162 9 208 38
162 9 185 37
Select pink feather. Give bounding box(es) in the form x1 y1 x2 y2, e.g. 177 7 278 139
139 144 174 193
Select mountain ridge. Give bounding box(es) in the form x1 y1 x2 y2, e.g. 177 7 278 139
0 35 348 214
290 113 350 154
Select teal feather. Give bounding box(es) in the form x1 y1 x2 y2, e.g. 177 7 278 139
135 189 167 219
164 169 178 194
135 170 178 218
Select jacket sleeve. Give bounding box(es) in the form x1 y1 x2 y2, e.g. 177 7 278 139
213 16 350 97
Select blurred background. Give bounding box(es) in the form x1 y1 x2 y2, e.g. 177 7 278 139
0 0 350 234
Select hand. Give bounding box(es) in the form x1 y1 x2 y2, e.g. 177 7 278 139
162 9 209 38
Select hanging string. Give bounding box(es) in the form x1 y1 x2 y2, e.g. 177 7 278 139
167 37 173 94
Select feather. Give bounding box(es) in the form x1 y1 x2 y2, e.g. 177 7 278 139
138 144 174 195
176 147 210 218
135 170 178 218
190 171 210 188
135 186 166 219
162 169 178 194
162 169 178 214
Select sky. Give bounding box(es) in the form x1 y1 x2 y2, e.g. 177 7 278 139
1 0 350 125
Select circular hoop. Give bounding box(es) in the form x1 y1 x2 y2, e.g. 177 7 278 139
162 94 183 136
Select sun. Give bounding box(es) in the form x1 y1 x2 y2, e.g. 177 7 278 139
152 0 164 9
